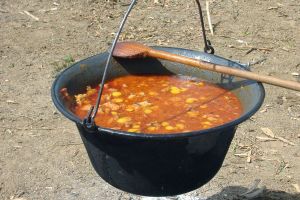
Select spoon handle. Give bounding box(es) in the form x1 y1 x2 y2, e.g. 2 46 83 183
148 49 300 91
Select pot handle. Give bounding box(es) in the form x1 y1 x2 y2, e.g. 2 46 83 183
83 0 137 131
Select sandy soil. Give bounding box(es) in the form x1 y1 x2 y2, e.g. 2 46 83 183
0 0 299 199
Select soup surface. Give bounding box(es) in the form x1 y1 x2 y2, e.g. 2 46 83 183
65 75 242 134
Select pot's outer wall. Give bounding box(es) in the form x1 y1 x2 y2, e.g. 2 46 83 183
77 124 236 196
51 47 265 196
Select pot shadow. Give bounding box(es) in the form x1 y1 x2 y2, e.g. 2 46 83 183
114 57 174 75
206 186 300 200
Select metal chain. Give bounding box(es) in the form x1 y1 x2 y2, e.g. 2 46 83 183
195 0 214 54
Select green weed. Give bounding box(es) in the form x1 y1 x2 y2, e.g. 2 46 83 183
52 55 75 76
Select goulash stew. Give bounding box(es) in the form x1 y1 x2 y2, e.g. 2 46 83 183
61 75 243 134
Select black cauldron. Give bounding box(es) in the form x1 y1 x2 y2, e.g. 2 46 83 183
51 47 265 196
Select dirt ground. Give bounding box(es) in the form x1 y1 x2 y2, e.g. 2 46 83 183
1 0 299 199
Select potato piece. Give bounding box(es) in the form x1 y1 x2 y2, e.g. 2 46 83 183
200 104 208 109
186 98 197 104
112 91 122 97
161 122 169 127
86 86 97 96
132 124 140 129
176 123 185 129
197 82 205 86
207 117 217 121
75 94 87 105
128 94 136 99
104 107 111 114
103 102 120 111
112 98 124 103
81 104 91 111
147 126 157 131
170 86 181 94
138 101 152 107
202 125 210 129
165 126 175 131
201 121 212 125
117 117 132 124
144 109 153 114
126 106 135 112
127 128 140 133
149 91 158 96
187 111 199 117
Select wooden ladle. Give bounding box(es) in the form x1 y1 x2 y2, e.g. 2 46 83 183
113 42 300 91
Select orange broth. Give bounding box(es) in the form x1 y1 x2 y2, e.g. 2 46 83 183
68 75 243 134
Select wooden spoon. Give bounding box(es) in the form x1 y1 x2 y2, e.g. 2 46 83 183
113 41 300 91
